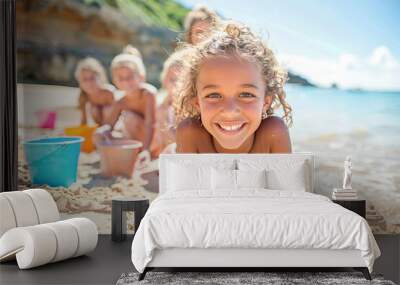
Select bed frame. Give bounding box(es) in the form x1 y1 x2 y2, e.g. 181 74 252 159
139 153 371 281
140 248 370 280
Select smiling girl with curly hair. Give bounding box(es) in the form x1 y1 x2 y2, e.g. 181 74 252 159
175 21 293 153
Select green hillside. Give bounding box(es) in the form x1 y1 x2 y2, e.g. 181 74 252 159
83 0 189 30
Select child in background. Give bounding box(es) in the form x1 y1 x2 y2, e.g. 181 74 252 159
184 5 219 45
101 45 157 151
149 50 188 158
175 21 293 153
75 57 115 125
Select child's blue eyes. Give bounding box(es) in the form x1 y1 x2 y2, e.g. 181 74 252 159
239 92 256 98
204 92 256 99
205 93 222 99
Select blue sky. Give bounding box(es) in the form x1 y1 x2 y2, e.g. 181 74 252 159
179 0 400 90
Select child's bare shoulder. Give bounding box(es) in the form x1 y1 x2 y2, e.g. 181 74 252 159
258 116 288 134
99 88 113 96
99 89 114 102
140 83 157 97
114 95 130 110
177 117 206 136
143 82 158 93
176 118 210 141
176 118 210 150
140 84 157 105
255 116 291 152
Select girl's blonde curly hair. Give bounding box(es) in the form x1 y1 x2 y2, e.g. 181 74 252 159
184 5 219 44
174 21 293 127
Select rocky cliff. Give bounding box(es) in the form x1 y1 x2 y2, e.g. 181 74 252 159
287 71 315 87
16 0 187 88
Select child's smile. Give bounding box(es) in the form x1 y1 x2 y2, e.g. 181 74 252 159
215 120 247 133
195 55 271 150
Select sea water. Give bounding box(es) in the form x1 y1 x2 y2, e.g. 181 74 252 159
284 84 400 147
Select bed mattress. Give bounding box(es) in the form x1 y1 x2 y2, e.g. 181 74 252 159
131 190 380 273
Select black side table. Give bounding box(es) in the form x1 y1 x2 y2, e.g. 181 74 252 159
112 197 149 242
332 199 366 218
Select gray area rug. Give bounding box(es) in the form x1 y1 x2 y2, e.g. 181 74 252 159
116 272 396 285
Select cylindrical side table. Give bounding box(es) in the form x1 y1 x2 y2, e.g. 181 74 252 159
111 197 149 242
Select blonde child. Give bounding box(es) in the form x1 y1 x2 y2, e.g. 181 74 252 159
102 45 157 151
149 50 188 158
175 21 293 153
75 57 114 125
184 5 219 45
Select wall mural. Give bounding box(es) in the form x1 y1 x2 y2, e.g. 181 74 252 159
17 0 400 234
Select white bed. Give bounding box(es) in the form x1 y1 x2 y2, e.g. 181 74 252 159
131 153 380 280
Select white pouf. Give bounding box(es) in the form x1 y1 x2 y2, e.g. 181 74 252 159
1 191 39 227
0 189 98 269
0 196 17 236
24 188 60 223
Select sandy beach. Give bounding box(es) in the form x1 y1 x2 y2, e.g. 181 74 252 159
18 84 400 234
18 144 159 234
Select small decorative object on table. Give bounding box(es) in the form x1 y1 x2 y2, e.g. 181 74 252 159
332 199 366 218
112 197 149 242
332 156 358 200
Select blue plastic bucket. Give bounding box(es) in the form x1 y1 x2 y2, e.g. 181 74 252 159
23 137 84 187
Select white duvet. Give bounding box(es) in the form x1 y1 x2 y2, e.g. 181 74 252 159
131 190 380 273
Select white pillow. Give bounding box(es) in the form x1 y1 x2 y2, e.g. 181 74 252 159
236 169 267 189
211 168 267 190
238 159 308 191
166 159 236 193
266 163 306 191
167 162 211 191
211 168 237 190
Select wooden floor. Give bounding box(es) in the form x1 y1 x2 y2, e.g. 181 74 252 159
0 235 134 285
0 235 398 285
